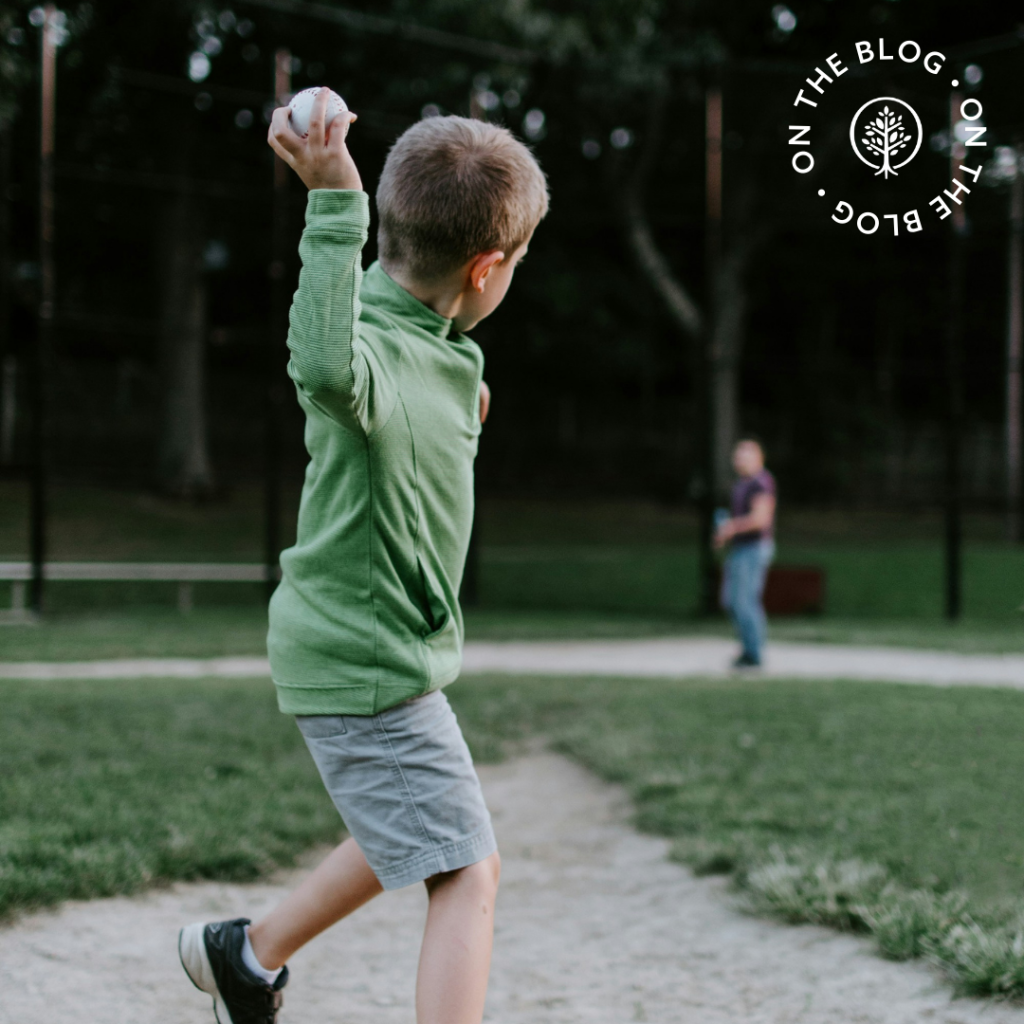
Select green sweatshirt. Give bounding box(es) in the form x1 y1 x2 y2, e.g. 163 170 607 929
267 189 484 716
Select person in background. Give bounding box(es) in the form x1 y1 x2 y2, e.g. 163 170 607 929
714 438 777 668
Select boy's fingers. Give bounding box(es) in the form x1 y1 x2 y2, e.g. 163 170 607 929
327 111 357 153
269 107 302 156
267 132 296 166
307 87 330 147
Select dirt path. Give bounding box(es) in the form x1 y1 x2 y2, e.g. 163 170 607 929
3 638 1024 686
3 751 1022 1024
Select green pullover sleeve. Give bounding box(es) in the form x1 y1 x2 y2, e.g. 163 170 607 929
286 188 385 432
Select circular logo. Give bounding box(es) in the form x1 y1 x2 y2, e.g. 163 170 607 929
849 96 923 179
786 40 988 237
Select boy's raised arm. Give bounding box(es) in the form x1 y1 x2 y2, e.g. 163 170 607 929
268 91 372 424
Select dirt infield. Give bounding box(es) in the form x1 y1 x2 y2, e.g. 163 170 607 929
3 751 1023 1024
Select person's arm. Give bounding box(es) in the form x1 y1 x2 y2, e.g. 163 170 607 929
267 91 373 426
715 493 776 547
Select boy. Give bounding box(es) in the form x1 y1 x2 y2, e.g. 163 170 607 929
714 438 777 668
179 89 548 1024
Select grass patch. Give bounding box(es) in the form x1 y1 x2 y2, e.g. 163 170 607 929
0 677 342 919
450 677 1024 903
478 542 1024 622
0 607 272 661
4 483 1024 623
0 673 522 922
2 607 1023 662
5 670 1024 997
765 617 1024 654
450 674 1024 999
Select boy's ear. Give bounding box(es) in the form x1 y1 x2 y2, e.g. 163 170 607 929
468 250 505 293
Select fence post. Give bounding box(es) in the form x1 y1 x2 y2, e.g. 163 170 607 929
31 4 58 614
265 49 292 601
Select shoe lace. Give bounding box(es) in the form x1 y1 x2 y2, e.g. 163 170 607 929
263 986 283 1023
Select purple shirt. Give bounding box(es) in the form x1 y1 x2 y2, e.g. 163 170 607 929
730 469 776 543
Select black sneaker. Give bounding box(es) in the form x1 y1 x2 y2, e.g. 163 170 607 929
179 917 289 1024
731 653 762 669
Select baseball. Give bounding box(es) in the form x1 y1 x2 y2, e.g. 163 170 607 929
288 87 349 138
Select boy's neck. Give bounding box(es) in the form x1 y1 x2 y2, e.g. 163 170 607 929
383 264 466 325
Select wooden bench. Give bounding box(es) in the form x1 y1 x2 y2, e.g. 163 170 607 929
763 565 825 615
0 562 276 618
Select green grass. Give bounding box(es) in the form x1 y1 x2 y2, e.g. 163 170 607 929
4 483 1024 623
763 617 1024 654
2 606 1023 661
451 675 1024 999
450 677 1024 904
0 677 348 919
479 542 1024 622
0 607 273 661
4 673 1024 997
0 673 520 922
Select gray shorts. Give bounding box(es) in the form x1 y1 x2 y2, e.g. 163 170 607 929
296 689 496 890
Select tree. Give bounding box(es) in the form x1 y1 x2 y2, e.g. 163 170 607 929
157 182 214 497
861 105 912 179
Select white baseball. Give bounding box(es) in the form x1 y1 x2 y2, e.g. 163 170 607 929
288 87 348 138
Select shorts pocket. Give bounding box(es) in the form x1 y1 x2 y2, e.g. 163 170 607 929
295 714 349 739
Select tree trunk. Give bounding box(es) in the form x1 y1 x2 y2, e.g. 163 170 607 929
158 188 213 497
619 76 764 615
0 119 12 466
708 248 747 502
621 86 757 502
620 81 703 344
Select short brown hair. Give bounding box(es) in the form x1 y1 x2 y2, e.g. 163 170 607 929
376 115 549 281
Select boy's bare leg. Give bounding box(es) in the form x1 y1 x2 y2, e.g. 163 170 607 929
416 851 501 1024
247 837 383 970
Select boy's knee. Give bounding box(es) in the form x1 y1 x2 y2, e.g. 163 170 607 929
460 850 501 895
481 849 501 889
425 850 501 898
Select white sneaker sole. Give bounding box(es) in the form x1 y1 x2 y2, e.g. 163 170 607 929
179 923 230 1024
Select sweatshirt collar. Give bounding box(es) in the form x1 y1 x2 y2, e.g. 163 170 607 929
363 261 456 340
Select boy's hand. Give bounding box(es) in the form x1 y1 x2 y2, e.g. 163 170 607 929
268 88 361 192
479 381 491 424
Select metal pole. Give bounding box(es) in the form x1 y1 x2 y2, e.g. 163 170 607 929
0 114 12 467
699 80 722 615
265 48 291 600
1007 144 1023 541
31 4 57 613
943 91 966 620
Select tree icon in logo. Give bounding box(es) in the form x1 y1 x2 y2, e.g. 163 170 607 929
849 96 923 180
861 106 912 177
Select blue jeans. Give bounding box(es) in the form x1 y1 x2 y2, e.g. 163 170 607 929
720 539 775 663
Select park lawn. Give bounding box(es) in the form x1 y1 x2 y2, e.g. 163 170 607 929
0 607 274 661
478 542 1024 622
4 481 1024 624
450 676 1024 908
3 673 1024 997
455 675 1024 998
0 677 344 918
1 606 1023 661
9 542 1021 628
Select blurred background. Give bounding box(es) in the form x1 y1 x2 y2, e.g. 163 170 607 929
0 0 1022 637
